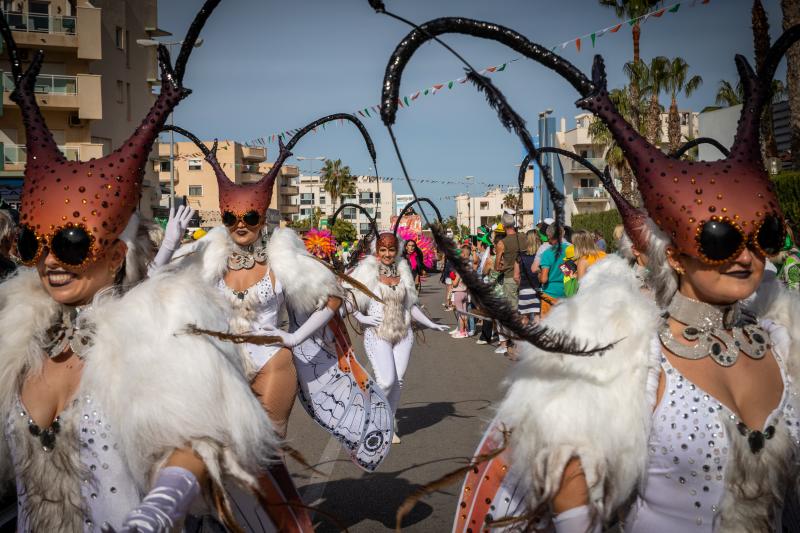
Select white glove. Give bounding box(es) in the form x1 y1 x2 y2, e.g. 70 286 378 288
151 205 195 269
261 306 335 348
410 305 448 331
553 505 601 533
353 310 382 327
105 466 199 533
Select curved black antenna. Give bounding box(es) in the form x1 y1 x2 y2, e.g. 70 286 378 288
757 24 800 94
173 0 222 84
429 224 610 356
0 7 26 84
329 203 379 271
669 137 731 160
393 198 442 236
379 18 594 127
284 113 378 177
161 124 218 159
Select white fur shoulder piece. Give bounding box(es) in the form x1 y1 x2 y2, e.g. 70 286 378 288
80 262 276 491
348 255 381 313
749 279 800 384
171 225 233 285
496 255 662 521
0 269 60 484
266 228 342 315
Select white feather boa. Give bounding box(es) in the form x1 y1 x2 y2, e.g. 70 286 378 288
496 255 663 520
496 255 800 527
347 255 417 314
179 226 341 316
0 266 277 494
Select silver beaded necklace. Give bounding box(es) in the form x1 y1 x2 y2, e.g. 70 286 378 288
227 237 268 271
659 291 770 367
42 305 94 360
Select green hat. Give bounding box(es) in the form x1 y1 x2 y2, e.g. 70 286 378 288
477 232 493 247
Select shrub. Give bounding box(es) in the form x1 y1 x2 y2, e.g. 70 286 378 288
773 171 800 231
570 209 623 252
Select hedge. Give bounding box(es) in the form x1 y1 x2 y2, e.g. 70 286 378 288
570 209 623 252
774 171 800 231
569 172 800 250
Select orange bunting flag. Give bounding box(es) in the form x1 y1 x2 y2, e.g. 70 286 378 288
575 37 581 52
609 23 622 33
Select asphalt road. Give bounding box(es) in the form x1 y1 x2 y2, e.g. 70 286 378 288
285 277 513 532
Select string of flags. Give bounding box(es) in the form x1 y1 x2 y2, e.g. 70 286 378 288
243 0 712 148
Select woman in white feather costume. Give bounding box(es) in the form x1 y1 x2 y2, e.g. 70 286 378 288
346 231 449 444
0 2 285 530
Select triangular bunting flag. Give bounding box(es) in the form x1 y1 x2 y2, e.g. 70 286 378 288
364 108 371 117
590 33 596 47
458 77 468 83
404 96 410 106
652 8 666 17
448 81 454 89
357 110 365 117
411 91 421 100
669 3 681 12
575 38 581 52
610 23 622 32
496 63 506 71
423 88 430 95
486 66 497 73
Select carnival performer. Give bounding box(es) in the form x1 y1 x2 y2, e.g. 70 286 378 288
371 15 800 533
0 2 287 531
347 231 449 443
158 122 393 474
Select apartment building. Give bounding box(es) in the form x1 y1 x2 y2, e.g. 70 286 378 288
455 186 518 234
0 0 164 217
395 193 414 216
154 139 299 228
554 110 698 220
289 173 394 236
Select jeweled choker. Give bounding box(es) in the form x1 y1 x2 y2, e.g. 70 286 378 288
228 238 268 271
659 292 770 367
42 305 93 360
378 262 398 278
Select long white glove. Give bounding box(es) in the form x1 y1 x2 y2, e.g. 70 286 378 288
410 305 448 331
553 505 601 533
352 310 382 327
261 306 335 348
106 466 200 532
151 205 195 269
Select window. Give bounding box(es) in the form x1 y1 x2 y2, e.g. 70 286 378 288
359 192 373 204
343 207 356 220
188 158 202 171
159 160 170 172
359 223 372 234
479 201 489 210
115 80 124 104
681 113 689 126
188 185 203 196
300 193 314 205
300 208 312 217
319 195 327 205
115 26 125 49
580 178 595 188
126 82 131 121
125 30 131 67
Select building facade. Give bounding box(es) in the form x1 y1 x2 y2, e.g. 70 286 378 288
289 174 393 236
395 193 414 216
455 186 517 234
154 139 299 228
0 0 163 217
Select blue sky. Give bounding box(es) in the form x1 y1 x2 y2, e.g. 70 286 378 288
158 0 786 218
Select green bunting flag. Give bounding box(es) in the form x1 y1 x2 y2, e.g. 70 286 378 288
669 3 680 13
590 33 596 47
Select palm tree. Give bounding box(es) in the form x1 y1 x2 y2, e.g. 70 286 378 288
715 80 743 107
502 193 519 210
664 57 703 152
599 0 662 129
752 0 778 158
588 85 645 202
320 158 355 210
625 56 669 145
782 0 800 169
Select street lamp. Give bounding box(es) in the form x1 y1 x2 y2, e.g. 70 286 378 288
136 38 204 210
537 109 554 222
465 175 475 233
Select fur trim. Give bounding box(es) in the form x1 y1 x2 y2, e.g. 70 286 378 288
348 255 417 314
0 265 277 500
266 228 342 315
376 283 410 344
81 263 277 491
495 255 662 521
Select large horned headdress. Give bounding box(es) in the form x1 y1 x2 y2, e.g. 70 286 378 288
164 113 377 226
8 0 222 268
376 14 800 265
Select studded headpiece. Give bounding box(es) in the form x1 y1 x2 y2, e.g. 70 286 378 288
376 232 398 251
7 0 222 268
377 17 800 265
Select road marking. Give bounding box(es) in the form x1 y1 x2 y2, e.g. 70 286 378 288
300 434 341 506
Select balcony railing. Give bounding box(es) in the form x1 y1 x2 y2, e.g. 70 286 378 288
4 144 80 165
4 12 76 35
2 73 78 95
570 158 606 172
241 163 260 173
572 187 609 201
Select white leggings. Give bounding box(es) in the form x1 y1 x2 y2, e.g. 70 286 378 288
364 327 414 415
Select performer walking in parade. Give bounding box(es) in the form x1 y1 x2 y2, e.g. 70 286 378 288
0 2 288 530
